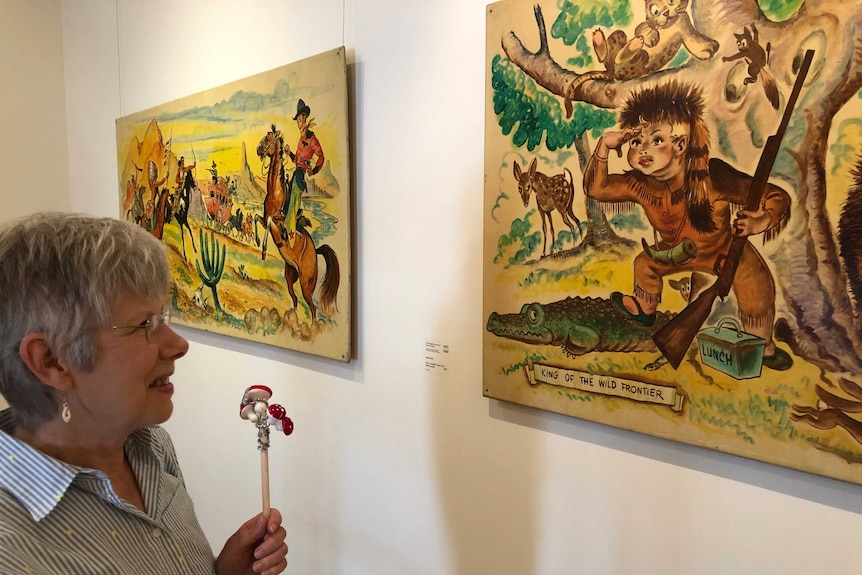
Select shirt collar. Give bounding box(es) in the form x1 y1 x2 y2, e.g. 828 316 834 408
0 408 157 521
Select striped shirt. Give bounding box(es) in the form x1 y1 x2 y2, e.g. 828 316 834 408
0 409 217 574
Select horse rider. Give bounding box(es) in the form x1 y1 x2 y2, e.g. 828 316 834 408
283 98 323 247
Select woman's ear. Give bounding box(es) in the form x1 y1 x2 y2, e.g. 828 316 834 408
18 333 74 391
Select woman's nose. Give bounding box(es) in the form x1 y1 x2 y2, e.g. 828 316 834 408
160 325 190 360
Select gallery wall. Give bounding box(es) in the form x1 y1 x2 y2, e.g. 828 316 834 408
0 0 70 220
0 0 850 572
0 0 70 411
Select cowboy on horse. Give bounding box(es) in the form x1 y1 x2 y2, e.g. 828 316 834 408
282 98 324 248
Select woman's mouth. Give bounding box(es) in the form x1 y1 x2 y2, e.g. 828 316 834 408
150 377 171 388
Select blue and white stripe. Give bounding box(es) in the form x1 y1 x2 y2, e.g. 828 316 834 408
0 410 216 574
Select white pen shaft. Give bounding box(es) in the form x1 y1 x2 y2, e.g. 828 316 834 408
261 449 271 520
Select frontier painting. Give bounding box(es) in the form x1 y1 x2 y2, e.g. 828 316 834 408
117 48 351 361
484 0 862 483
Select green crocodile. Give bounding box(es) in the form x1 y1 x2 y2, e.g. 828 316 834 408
486 296 675 357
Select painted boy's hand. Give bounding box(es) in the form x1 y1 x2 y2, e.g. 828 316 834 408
733 208 771 237
598 128 637 158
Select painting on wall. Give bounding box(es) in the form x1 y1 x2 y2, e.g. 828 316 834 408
117 47 351 362
484 0 862 484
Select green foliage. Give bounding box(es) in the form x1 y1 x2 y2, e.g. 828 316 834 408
691 412 755 443
689 387 800 445
551 0 633 68
667 49 689 69
195 229 226 313
501 351 548 375
520 253 595 287
551 227 583 251
758 0 804 21
561 390 594 403
800 435 862 464
244 306 282 336
565 35 594 69
490 190 511 223
176 266 192 286
828 117 862 176
581 355 628 374
495 210 541 267
714 121 739 164
491 54 616 152
746 393 797 439
609 212 648 233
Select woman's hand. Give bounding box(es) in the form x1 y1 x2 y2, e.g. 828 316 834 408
216 509 288 575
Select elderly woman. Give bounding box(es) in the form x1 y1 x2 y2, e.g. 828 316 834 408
0 212 287 574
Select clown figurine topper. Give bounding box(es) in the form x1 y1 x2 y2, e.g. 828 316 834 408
239 385 294 518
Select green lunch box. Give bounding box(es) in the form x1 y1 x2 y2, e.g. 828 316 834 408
695 317 765 379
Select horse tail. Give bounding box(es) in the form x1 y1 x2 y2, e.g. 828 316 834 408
316 244 340 316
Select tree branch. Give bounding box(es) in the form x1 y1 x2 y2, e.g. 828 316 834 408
501 4 623 111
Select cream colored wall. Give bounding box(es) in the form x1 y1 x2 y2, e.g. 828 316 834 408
0 0 70 410
50 0 862 573
0 0 70 218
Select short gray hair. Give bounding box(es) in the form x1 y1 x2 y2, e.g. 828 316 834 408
0 212 171 428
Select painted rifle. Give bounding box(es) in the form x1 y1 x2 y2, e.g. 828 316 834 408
652 49 814 369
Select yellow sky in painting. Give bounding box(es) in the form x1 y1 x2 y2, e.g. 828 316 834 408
116 51 347 187
147 109 343 177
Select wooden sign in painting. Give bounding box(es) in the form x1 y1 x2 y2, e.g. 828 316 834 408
484 0 862 483
117 47 351 362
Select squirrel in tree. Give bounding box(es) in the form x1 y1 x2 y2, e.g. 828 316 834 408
722 23 779 109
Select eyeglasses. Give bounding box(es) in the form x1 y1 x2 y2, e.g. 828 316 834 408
111 308 172 342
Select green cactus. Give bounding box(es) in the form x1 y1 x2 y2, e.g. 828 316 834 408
195 229 226 313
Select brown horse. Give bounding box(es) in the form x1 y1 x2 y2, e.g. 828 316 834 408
253 124 340 320
151 187 172 240
253 125 287 259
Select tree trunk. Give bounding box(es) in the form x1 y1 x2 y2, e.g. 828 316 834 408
573 132 634 252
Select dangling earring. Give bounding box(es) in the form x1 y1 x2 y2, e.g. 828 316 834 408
61 396 71 424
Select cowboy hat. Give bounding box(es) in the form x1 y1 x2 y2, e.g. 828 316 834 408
293 99 311 120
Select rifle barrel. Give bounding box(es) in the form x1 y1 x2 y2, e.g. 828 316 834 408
650 49 814 369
